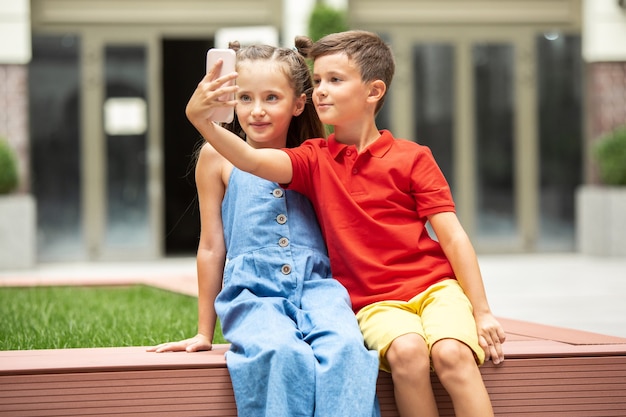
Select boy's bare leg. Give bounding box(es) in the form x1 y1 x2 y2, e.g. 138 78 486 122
386 333 439 417
431 339 494 417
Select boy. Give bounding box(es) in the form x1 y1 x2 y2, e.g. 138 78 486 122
186 30 506 417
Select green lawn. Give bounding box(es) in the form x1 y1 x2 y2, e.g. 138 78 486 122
0 285 226 350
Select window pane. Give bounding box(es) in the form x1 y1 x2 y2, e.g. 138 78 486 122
473 44 516 240
412 44 455 190
104 46 149 248
537 34 582 251
29 34 85 261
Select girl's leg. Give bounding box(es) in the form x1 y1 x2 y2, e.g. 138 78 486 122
218 292 315 417
299 279 380 417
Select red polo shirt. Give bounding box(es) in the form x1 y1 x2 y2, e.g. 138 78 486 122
283 130 456 312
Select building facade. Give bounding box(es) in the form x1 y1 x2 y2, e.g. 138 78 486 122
348 0 585 254
1 0 622 263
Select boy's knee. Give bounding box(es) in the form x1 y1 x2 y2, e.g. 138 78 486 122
386 333 429 373
431 338 474 371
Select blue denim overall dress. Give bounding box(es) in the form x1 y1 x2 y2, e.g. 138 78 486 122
215 168 380 417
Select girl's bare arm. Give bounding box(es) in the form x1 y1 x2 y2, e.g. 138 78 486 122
148 144 227 352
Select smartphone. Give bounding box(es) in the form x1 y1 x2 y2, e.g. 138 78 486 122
206 48 236 123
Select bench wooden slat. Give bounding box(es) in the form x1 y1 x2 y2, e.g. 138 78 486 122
2 321 626 416
498 318 626 345
0 368 237 417
0 345 230 375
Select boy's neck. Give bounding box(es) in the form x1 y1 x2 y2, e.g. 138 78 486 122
333 121 381 153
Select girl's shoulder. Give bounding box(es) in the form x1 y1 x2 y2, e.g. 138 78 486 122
196 142 233 185
198 142 232 166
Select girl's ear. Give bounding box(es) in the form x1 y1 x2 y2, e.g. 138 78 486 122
293 93 307 116
367 80 386 104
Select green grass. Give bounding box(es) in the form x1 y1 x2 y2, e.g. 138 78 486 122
0 285 226 350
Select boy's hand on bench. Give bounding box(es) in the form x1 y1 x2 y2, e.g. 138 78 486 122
476 314 506 365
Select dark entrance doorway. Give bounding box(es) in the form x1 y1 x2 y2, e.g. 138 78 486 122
162 39 215 255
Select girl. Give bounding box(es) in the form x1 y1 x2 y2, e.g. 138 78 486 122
149 41 380 417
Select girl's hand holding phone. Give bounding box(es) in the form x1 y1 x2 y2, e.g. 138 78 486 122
186 48 238 125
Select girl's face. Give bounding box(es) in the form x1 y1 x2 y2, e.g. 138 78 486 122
235 61 306 149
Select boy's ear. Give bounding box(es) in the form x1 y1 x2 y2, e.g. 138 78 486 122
293 93 307 116
367 80 386 104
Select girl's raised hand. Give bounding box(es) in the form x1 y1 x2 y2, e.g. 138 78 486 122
186 59 239 125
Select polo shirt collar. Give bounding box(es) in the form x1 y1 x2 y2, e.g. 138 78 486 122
328 130 394 159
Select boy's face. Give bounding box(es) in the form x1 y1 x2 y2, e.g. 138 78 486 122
312 53 371 126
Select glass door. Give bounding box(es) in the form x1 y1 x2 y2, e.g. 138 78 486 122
29 34 85 262
86 37 161 260
410 33 581 252
411 37 531 252
536 33 583 251
30 33 161 261
471 42 519 248
102 45 151 251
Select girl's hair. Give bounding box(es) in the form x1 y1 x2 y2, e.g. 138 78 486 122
222 39 325 148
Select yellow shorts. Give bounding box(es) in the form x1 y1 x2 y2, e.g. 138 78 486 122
356 278 485 372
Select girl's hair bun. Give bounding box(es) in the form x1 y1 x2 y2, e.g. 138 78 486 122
294 36 313 58
228 41 241 52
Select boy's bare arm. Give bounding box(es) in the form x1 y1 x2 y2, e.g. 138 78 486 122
428 211 506 364
200 121 293 184
185 71 293 184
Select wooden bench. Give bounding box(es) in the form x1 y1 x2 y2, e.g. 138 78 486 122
2 317 626 417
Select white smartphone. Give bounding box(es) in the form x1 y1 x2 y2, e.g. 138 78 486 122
206 48 236 123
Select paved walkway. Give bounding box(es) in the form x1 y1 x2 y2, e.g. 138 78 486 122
0 257 199 297
1 253 625 338
478 253 626 339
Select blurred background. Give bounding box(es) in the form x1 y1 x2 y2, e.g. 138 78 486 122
0 0 624 267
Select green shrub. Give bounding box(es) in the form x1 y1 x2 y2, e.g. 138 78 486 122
594 126 626 186
308 3 348 41
0 139 19 194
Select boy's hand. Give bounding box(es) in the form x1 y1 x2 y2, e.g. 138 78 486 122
186 60 239 124
146 333 213 353
475 314 506 365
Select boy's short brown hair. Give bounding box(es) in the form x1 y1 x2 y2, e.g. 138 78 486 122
309 30 395 113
